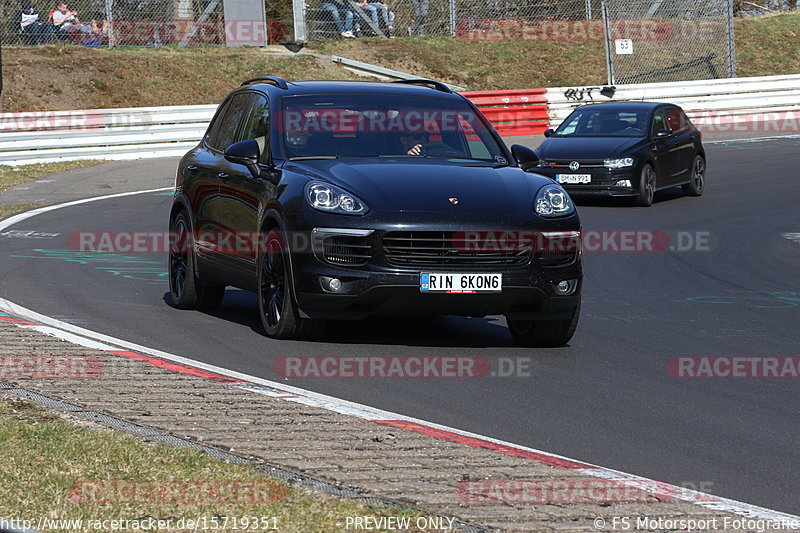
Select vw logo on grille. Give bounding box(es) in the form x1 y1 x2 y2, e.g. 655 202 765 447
569 161 581 171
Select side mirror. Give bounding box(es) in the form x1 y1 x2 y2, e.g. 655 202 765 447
225 139 280 185
543 128 554 138
511 144 540 172
225 139 260 176
655 129 674 138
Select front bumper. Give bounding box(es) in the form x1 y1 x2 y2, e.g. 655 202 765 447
289 226 583 320
536 167 640 197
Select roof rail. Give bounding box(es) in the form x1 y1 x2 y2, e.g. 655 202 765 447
392 79 454 94
241 76 289 89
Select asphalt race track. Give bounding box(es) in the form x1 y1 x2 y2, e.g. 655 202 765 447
1 136 798 514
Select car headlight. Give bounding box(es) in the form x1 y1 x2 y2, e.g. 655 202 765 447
604 157 635 169
535 184 574 218
305 182 368 215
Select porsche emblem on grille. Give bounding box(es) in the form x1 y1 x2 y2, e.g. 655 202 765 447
569 161 581 171
449 197 459 205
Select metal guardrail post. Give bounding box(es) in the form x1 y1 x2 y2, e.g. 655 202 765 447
293 0 308 43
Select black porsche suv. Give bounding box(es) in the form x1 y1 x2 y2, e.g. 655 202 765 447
168 77 582 347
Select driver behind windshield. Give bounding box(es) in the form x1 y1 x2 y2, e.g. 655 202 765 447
398 130 459 157
588 112 621 134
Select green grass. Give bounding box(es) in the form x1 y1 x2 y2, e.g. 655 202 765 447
0 203 45 220
0 161 101 220
3 12 799 113
1 45 358 112
0 161 100 194
734 11 800 77
0 398 435 533
315 36 607 89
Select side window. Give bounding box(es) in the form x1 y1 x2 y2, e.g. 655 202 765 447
208 93 250 152
665 107 684 132
652 109 669 136
205 98 233 150
680 110 697 131
240 95 270 163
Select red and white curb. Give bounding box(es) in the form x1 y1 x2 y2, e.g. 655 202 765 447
1 190 800 525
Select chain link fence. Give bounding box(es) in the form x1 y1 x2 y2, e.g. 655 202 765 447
733 0 799 16
602 0 735 84
297 0 607 41
2 0 293 46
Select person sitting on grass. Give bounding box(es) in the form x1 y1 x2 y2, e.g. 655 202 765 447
19 2 53 45
356 0 395 37
49 2 90 40
321 1 356 38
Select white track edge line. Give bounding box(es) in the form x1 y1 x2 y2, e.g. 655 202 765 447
706 133 800 144
0 187 172 231
1 189 798 523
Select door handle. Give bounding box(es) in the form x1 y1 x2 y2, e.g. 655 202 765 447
186 165 198 171
218 173 230 180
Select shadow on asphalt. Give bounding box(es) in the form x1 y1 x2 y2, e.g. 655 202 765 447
164 289 518 348
572 185 689 207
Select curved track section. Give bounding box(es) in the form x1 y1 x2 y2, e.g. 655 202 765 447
1 137 798 514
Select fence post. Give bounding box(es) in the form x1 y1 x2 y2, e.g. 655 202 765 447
105 0 116 47
726 0 737 77
449 0 456 36
293 0 308 43
601 1 615 85
585 0 592 19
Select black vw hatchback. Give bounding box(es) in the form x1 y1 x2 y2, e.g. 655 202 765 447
535 102 705 206
168 77 582 346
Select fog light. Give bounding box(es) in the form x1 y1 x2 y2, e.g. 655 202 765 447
320 276 343 293
615 179 632 187
553 279 578 295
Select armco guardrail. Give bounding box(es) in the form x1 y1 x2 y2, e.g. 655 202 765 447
2 73 800 166
0 105 216 166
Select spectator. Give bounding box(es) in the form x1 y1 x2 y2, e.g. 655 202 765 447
410 0 429 36
356 0 394 37
49 2 90 39
321 1 356 38
19 2 53 44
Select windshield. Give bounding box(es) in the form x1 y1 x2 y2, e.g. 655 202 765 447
553 108 649 138
280 93 509 164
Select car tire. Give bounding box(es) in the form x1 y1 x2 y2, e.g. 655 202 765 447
635 164 656 207
682 154 705 197
506 300 580 348
258 230 325 340
168 211 225 311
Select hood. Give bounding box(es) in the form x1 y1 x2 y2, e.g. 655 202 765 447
287 158 555 215
537 136 646 161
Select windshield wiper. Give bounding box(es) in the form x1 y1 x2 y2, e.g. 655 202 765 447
288 155 340 161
